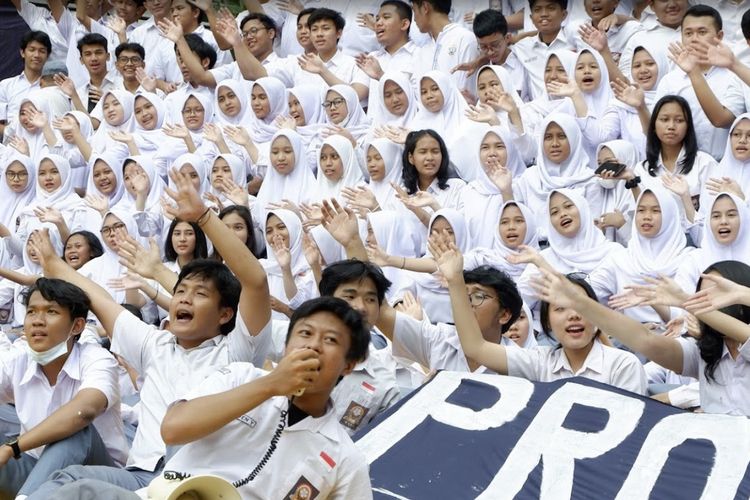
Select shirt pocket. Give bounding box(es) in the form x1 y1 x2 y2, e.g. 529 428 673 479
273 456 334 499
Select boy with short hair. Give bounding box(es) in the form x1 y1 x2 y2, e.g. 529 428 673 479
25 168 273 497
0 277 127 498
113 42 146 93
74 34 117 113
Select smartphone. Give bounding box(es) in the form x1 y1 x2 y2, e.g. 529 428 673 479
595 160 626 177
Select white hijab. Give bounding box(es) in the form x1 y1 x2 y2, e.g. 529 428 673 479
535 114 594 191
324 85 371 140
248 77 287 143
170 153 210 197
132 92 168 154
716 113 750 198
207 154 247 204
315 134 364 202
254 129 317 221
630 45 670 110
287 85 327 142
411 70 470 138
86 152 125 207
15 88 70 161
26 154 84 214
0 152 37 231
369 71 418 128
114 155 166 213
626 187 689 279
546 189 615 273
261 209 308 277
214 79 253 127
364 138 404 212
416 209 470 292
90 90 134 155
577 48 612 118
475 65 525 124
524 50 578 118
699 192 750 265
501 303 539 349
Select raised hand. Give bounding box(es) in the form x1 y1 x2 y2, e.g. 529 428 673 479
158 18 184 42
117 235 163 280
224 125 253 146
594 209 625 230
297 53 325 74
402 190 438 210
34 206 64 225
705 177 745 199
341 186 378 212
320 198 359 246
85 193 109 215
202 123 224 143
624 275 690 308
505 244 541 266
267 199 301 216
578 23 608 52
611 78 644 108
354 53 384 80
53 115 79 134
683 272 749 315
275 115 297 130
668 41 698 74
356 12 376 31
486 88 518 114
276 0 303 15
135 67 157 93
8 136 29 156
164 168 209 222
394 290 424 320
660 172 690 198
530 268 585 307
270 234 292 268
187 0 212 11
428 231 463 283
107 272 146 291
693 37 734 69
106 15 126 35
379 125 409 145
202 192 224 212
219 177 249 207
365 241 390 267
216 16 242 47
597 13 618 32
28 229 59 268
608 289 647 311
109 130 134 144
546 79 581 98
132 170 151 196
26 108 47 130
302 231 323 268
298 202 323 225
484 161 512 192
465 102 500 125
163 123 191 140
53 73 78 98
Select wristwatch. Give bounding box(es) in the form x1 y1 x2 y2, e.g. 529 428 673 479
4 438 21 459
624 176 641 190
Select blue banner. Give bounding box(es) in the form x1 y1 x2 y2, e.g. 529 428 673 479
354 372 750 499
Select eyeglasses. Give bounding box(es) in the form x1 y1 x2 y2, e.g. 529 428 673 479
242 27 268 38
5 171 28 180
100 222 126 237
468 292 495 307
322 98 346 109
478 39 505 53
117 56 143 65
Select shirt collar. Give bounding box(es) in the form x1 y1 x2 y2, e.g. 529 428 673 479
531 29 569 49
164 333 224 350
551 339 604 375
20 342 82 386
275 397 343 442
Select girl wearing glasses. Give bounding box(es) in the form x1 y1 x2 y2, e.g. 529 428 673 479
0 152 36 237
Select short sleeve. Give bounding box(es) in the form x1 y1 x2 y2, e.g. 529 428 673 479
110 309 160 374
505 345 545 381
609 351 648 395
678 337 701 379
329 450 373 500
225 309 273 366
392 313 438 367
183 362 264 401
78 346 121 410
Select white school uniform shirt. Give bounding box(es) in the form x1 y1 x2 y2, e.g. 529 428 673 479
679 337 750 416
75 74 120 113
365 42 418 113
633 150 717 208
511 28 577 101
276 50 370 101
412 23 479 92
129 18 176 82
15 0 69 65
393 312 494 373
715 0 750 44
424 178 466 212
655 67 745 160
506 340 648 395
0 342 129 465
110 309 272 471
161 362 373 499
0 72 41 129
572 19 644 65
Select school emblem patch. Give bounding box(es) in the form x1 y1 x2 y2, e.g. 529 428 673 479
285 476 319 499
448 46 457 56
340 401 369 430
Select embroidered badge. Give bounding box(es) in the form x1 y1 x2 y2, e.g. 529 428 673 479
340 401 369 430
448 46 457 56
285 476 319 500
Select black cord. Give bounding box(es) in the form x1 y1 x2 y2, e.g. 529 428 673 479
163 404 289 487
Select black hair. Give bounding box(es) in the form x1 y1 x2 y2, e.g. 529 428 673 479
402 129 450 194
319 259 392 306
241 12 278 39
174 259 241 335
22 278 90 321
298 7 317 23
21 31 52 54
529 0 567 9
307 8 346 31
115 42 145 61
473 9 509 37
696 261 750 382
683 4 722 32
164 219 209 263
540 274 599 343
216 205 259 259
64 230 104 261
463 266 522 333
646 95 697 177
381 0 413 21
743 8 750 39
178 33 217 70
410 0 451 15
77 33 108 55
286 297 370 363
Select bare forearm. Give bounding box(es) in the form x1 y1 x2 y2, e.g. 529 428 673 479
0 267 37 286
281 267 298 300
72 132 92 162
689 70 735 127
201 210 267 288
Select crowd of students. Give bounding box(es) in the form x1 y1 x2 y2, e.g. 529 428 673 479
0 0 750 497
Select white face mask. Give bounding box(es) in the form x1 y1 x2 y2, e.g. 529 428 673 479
26 326 74 366
598 177 617 190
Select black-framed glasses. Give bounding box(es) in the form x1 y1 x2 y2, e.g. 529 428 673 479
468 292 495 307
117 56 143 65
242 26 268 38
5 171 28 180
322 98 346 109
100 222 126 236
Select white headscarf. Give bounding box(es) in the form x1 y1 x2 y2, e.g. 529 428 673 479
626 187 689 279
416 209 470 292
207 154 247 204
90 90 134 154
114 155 166 213
287 85 326 141
630 45 670 109
324 85 371 140
502 303 539 349
15 88 70 161
535 114 594 191
315 134 364 202
26 154 83 214
411 70 470 138
369 71 418 128
254 129 317 221
65 110 94 141
248 77 287 143
214 79 253 127
596 140 639 170
261 209 308 277
576 48 612 118
0 152 37 230
700 192 750 264
170 153 210 196
545 189 614 273
716 113 750 198
364 138 404 212
86 152 125 207
132 92 167 154
475 65 525 122
524 50 578 117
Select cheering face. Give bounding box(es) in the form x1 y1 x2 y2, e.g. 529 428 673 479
332 277 381 329
419 78 444 113
319 145 344 182
216 86 241 118
429 216 456 246
530 0 567 34
181 96 205 131
654 102 688 147
123 162 149 197
18 102 39 133
503 308 530 347
100 213 126 252
631 49 659 91
210 158 232 189
270 136 295 175
102 93 125 126
64 234 94 270
92 160 117 196
288 94 306 126
544 55 568 85
635 191 663 238
548 192 581 239
408 135 442 180
710 195 740 246
543 122 571 164
38 158 62 194
375 4 408 47
574 51 601 93
5 161 29 194
179 163 202 192
324 90 348 125
382 79 408 117
498 204 527 249
134 96 158 130
251 84 271 120
547 293 596 351
584 0 618 24
730 118 750 162
479 132 508 170
366 146 386 182
476 68 504 105
222 212 249 246
172 221 197 258
265 214 290 248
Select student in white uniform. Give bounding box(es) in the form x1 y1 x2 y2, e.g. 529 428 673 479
533 259 750 416
158 297 372 499
436 238 647 395
26 169 273 496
